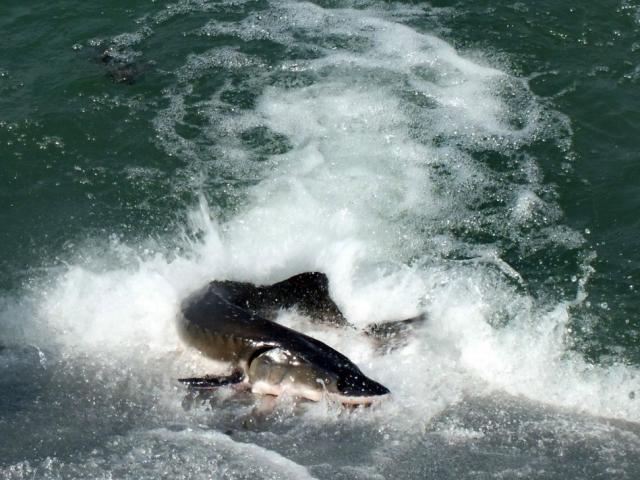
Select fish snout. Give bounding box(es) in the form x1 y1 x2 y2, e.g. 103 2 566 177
337 372 390 397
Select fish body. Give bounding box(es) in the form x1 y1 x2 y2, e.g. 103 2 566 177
178 273 390 405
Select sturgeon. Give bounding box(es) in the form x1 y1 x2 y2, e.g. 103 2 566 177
178 272 391 405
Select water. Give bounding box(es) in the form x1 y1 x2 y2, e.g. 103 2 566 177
1 0 639 478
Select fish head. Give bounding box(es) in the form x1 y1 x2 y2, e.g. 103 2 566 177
248 347 389 405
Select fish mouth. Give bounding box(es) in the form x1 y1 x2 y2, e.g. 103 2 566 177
328 391 391 406
251 380 324 401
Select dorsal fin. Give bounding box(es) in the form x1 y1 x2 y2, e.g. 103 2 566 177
211 272 348 326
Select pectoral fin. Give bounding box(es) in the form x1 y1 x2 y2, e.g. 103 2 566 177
178 370 245 390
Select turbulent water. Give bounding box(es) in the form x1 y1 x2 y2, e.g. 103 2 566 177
1 0 640 478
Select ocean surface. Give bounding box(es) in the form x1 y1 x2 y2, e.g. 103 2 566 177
1 0 640 478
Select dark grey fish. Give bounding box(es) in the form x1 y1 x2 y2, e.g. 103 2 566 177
178 272 396 405
85 41 153 85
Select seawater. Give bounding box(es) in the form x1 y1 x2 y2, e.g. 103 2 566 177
1 1 640 478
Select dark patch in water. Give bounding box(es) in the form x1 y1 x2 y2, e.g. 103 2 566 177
86 41 154 85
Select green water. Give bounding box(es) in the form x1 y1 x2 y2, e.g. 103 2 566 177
432 0 640 362
2 1 638 360
1 0 640 478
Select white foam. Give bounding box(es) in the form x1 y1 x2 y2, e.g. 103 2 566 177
10 0 639 430
0 428 317 480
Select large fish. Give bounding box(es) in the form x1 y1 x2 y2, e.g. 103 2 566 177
178 272 394 405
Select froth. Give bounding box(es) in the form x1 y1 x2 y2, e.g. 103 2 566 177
10 0 639 428
0 428 318 480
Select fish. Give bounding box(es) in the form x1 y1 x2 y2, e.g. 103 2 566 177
178 272 393 405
